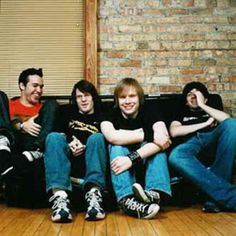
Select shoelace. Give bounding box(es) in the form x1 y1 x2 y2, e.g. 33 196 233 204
146 191 160 203
85 189 102 209
0 135 10 145
49 195 69 211
124 197 147 213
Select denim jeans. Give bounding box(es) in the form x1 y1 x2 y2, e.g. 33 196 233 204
109 144 171 202
84 133 108 190
169 118 236 209
44 132 108 193
0 91 14 144
44 132 72 192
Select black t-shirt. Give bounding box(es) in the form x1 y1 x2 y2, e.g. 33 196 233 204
103 103 164 143
171 98 222 145
60 105 104 145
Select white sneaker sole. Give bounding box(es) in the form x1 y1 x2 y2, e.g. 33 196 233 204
143 204 160 219
133 183 150 203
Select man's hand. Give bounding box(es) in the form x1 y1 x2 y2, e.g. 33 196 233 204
69 136 86 157
154 133 172 150
22 115 41 137
194 90 206 107
206 117 216 127
111 156 132 175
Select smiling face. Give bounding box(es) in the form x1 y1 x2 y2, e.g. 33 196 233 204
20 74 44 106
118 86 140 119
76 89 94 114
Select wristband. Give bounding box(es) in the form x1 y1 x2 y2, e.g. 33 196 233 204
127 151 142 165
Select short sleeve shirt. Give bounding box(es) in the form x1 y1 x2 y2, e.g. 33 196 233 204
103 103 164 143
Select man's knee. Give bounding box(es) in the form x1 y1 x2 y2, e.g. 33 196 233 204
86 133 104 145
46 132 66 144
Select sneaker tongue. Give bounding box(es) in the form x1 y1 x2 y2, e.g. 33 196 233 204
55 190 67 198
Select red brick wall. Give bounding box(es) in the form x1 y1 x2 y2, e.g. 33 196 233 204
97 0 236 116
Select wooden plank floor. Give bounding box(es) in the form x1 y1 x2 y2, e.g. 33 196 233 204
0 203 236 236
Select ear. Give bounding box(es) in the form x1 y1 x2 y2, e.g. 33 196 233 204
19 82 25 91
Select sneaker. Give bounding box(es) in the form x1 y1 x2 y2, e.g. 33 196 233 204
133 183 160 204
202 201 221 213
49 191 72 223
119 196 160 219
1 166 13 176
0 149 13 176
0 135 10 152
22 150 43 162
85 187 105 220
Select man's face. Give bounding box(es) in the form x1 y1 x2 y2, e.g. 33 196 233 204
118 86 140 119
20 75 44 105
76 89 94 114
186 88 207 109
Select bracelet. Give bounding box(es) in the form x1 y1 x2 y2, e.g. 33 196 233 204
20 122 24 130
127 151 142 165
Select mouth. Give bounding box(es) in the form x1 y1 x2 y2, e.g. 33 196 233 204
33 93 41 99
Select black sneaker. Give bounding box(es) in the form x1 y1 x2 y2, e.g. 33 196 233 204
0 149 13 176
49 191 72 223
85 187 105 221
119 196 160 219
0 135 10 152
22 150 43 162
133 183 160 204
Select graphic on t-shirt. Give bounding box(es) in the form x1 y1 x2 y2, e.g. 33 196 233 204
69 120 98 134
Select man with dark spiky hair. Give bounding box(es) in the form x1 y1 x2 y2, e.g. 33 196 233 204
169 81 236 212
0 68 58 176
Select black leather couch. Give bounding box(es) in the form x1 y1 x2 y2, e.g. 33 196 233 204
2 93 223 209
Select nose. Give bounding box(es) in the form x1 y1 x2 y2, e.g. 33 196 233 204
125 97 130 103
81 95 86 101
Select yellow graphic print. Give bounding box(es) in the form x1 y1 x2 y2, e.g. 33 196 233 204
69 120 98 134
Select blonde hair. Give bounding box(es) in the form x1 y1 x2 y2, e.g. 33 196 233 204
114 78 144 108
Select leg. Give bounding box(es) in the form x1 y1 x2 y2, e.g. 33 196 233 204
169 138 236 210
84 133 108 190
109 145 135 201
145 151 171 196
209 118 236 181
44 132 72 192
83 133 107 221
12 100 59 153
34 100 59 150
44 132 72 223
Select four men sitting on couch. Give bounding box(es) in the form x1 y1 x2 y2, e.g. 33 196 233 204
0 68 236 222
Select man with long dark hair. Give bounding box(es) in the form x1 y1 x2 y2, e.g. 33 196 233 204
44 80 108 222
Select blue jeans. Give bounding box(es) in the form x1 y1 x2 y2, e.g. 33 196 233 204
44 132 72 192
109 144 171 202
169 118 236 209
84 133 108 190
44 132 108 192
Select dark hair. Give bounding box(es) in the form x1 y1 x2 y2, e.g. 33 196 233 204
71 80 101 113
182 81 209 100
114 78 144 108
18 68 43 87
